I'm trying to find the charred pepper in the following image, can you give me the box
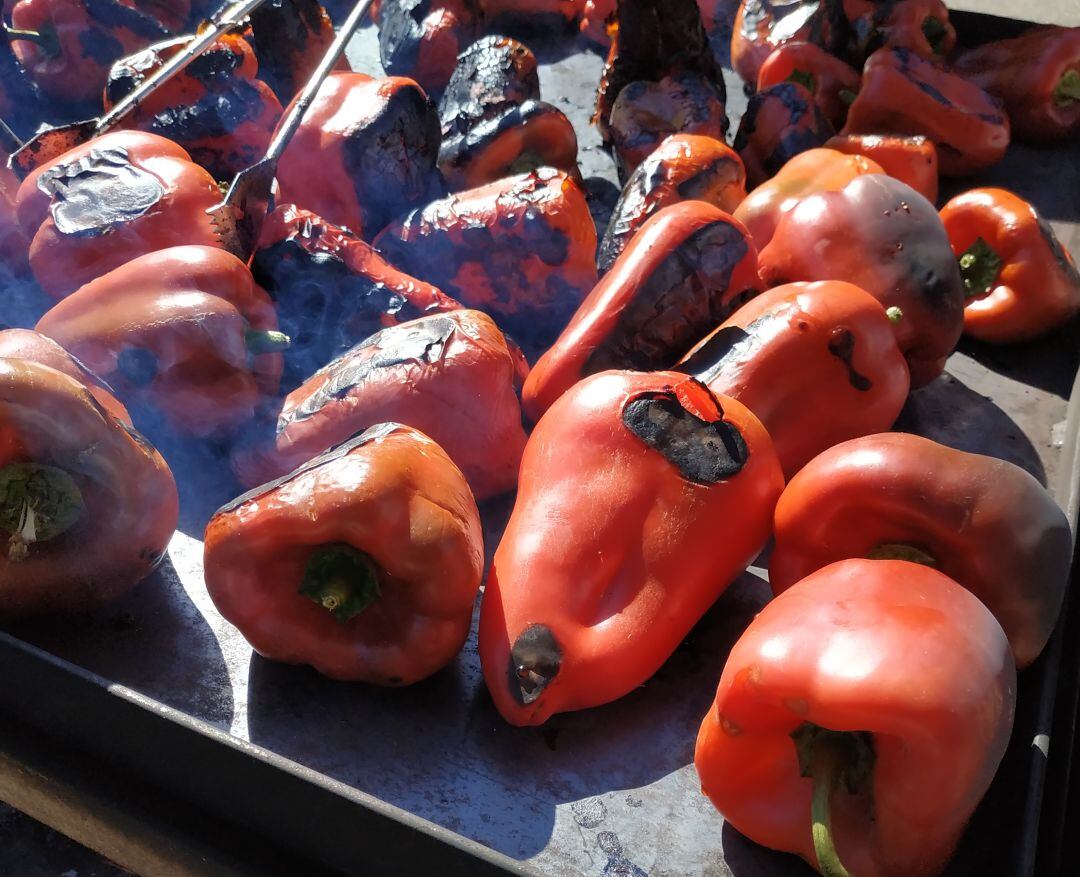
[248,0,339,103]
[377,0,479,99]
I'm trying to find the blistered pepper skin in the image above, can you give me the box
[0,358,178,618]
[759,174,964,388]
[480,370,784,726]
[204,423,484,685]
[824,133,938,204]
[940,188,1080,344]
[15,131,223,300]
[696,558,1015,877]
[678,281,910,478]
[770,433,1072,668]
[524,201,762,422]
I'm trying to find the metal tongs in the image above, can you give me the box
[7,0,273,178]
[208,0,372,262]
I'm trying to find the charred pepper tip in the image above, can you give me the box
[0,463,85,562]
[958,237,1003,299]
[509,623,561,706]
[299,543,380,623]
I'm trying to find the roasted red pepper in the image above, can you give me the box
[523,201,762,421]
[0,357,178,617]
[275,73,444,240]
[377,0,479,98]
[251,203,461,390]
[732,146,882,252]
[770,433,1072,668]
[104,32,284,181]
[953,25,1080,144]
[696,557,1015,877]
[248,0,339,103]
[35,246,285,437]
[204,422,484,684]
[374,168,598,356]
[759,173,965,387]
[730,0,824,86]
[839,0,956,61]
[480,370,784,725]
[597,133,746,274]
[678,281,910,478]
[733,82,835,188]
[940,188,1080,344]
[842,47,1010,176]
[8,0,174,104]
[0,26,44,136]
[824,132,938,204]
[757,41,860,130]
[15,130,223,300]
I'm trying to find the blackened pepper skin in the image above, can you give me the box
[248,0,339,103]
[378,0,479,99]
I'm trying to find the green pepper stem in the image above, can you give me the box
[810,745,853,877]
[8,501,36,562]
[787,69,816,93]
[298,544,380,623]
[921,16,948,54]
[838,89,858,106]
[3,25,58,56]
[245,328,291,355]
[958,237,1003,300]
[0,463,84,562]
[885,306,903,324]
[1053,70,1080,108]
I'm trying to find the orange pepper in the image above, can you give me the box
[757,41,861,130]
[824,132,938,204]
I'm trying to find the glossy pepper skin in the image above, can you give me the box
[696,558,1015,877]
[730,0,824,86]
[940,188,1080,344]
[15,131,223,300]
[480,370,784,726]
[0,358,178,618]
[248,0,339,103]
[36,246,284,437]
[757,41,860,130]
[824,133,937,204]
[374,168,598,357]
[250,310,527,501]
[732,146,882,253]
[275,73,444,240]
[251,204,461,390]
[9,0,173,104]
[0,329,130,424]
[104,33,284,181]
[523,201,762,422]
[204,422,484,685]
[597,133,746,274]
[678,281,909,478]
[770,433,1072,668]
[759,174,965,388]
[378,0,479,99]
[953,26,1080,144]
[842,47,1010,176]
[733,82,835,188]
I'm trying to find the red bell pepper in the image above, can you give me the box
[757,41,861,130]
[248,0,340,103]
[377,0,479,98]
[730,0,825,86]
[824,133,938,204]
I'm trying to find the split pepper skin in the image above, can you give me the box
[0,358,178,618]
[377,0,479,99]
[597,133,746,275]
[204,422,485,685]
[15,130,223,300]
[36,246,285,438]
[759,173,965,388]
[696,558,1015,877]
[523,201,762,422]
[480,370,784,726]
[941,188,1080,344]
[825,133,938,205]
[678,281,910,479]
[756,41,861,131]
[769,433,1073,669]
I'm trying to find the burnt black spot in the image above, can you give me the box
[827,327,873,390]
[438,35,539,141]
[187,42,246,83]
[116,347,158,387]
[79,28,125,67]
[623,390,748,484]
[84,0,171,39]
[249,0,333,101]
[1037,215,1080,288]
[680,323,754,385]
[508,623,561,706]
[149,78,264,141]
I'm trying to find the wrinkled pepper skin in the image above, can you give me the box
[733,146,882,252]
[696,558,1015,877]
[678,281,909,478]
[9,0,173,104]
[104,33,284,181]
[842,47,1010,176]
[0,358,178,618]
[204,422,484,685]
[523,202,762,421]
[0,329,130,424]
[251,204,461,390]
[770,433,1072,668]
[374,168,598,356]
[953,26,1080,144]
[251,310,527,501]
[824,132,937,204]
[275,73,444,240]
[36,246,284,437]
[733,82,835,188]
[378,0,479,99]
[940,188,1080,344]
[480,370,784,726]
[730,0,824,86]
[598,133,746,274]
[757,41,860,130]
[15,131,223,300]
[248,0,339,103]
[759,174,964,388]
